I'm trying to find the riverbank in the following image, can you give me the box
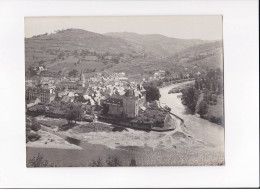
[166,80,224,126]
[33,112,193,151]
[27,111,225,167]
[26,129,82,150]
[168,81,195,94]
[159,84,224,148]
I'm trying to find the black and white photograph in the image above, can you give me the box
[25,16,225,167]
[0,0,259,188]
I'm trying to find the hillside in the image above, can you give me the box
[25,29,142,73]
[170,40,224,71]
[105,32,206,58]
[106,32,223,70]
[25,28,223,78]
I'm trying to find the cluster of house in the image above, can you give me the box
[149,70,166,80]
[26,71,147,119]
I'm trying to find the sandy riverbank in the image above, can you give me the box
[26,116,224,166]
[26,130,82,150]
[58,114,208,150]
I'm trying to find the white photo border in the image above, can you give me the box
[0,0,258,188]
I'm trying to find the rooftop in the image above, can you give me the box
[26,87,51,94]
[103,97,123,106]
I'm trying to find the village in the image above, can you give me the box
[25,65,180,135]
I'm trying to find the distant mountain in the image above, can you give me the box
[168,40,223,70]
[105,32,207,57]
[105,32,223,71]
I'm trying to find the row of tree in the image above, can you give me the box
[27,154,137,167]
[143,84,161,102]
[181,85,212,117]
[181,68,224,124]
[194,68,223,94]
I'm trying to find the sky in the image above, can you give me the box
[25,16,223,40]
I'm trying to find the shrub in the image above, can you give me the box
[129,158,137,166]
[68,69,78,77]
[207,115,224,126]
[106,156,122,167]
[30,118,41,132]
[27,153,56,167]
[26,127,31,143]
[89,157,104,167]
[27,131,41,142]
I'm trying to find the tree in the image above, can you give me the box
[129,158,137,166]
[111,56,120,64]
[58,51,65,59]
[68,69,78,77]
[217,80,223,95]
[197,101,208,118]
[30,118,41,132]
[179,72,184,79]
[143,85,161,102]
[181,87,199,114]
[157,80,163,87]
[195,80,199,90]
[106,156,122,167]
[165,70,171,76]
[66,107,82,124]
[38,60,44,65]
[26,66,37,78]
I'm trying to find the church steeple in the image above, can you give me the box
[80,70,85,87]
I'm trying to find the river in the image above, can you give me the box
[159,81,224,148]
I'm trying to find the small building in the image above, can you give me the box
[38,66,45,71]
[104,55,113,60]
[84,56,98,61]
